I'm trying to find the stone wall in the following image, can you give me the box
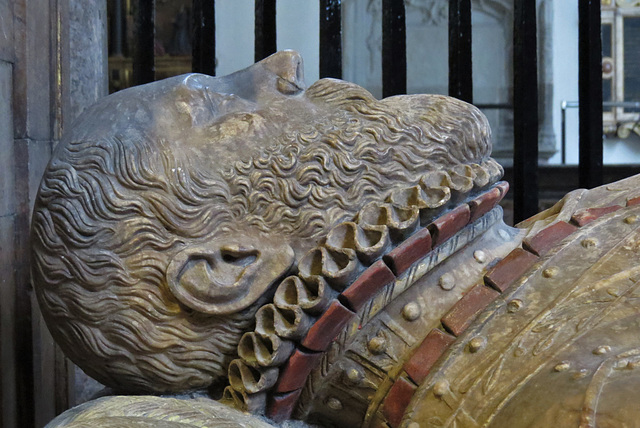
[0,0,108,425]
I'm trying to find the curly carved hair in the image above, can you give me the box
[31,77,494,393]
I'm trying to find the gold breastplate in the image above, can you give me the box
[296,190,640,428]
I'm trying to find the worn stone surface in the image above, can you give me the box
[627,195,640,207]
[295,209,520,426]
[522,221,578,256]
[0,60,13,217]
[0,215,16,428]
[13,0,51,140]
[69,0,107,121]
[32,50,498,397]
[570,205,622,227]
[28,51,640,428]
[496,180,509,196]
[0,0,13,63]
[14,138,52,214]
[406,203,640,428]
[47,395,275,427]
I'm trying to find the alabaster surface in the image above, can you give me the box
[35,52,640,428]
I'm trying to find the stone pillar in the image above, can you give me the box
[538,0,557,160]
[68,0,109,406]
[69,0,108,121]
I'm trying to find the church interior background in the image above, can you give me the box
[1,0,639,426]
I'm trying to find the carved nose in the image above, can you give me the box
[260,50,305,92]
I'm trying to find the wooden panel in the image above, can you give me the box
[0,217,16,428]
[0,226,17,427]
[14,138,56,427]
[12,0,52,141]
[13,138,35,428]
[27,140,53,213]
[0,58,16,428]
[2,0,75,424]
[32,300,57,427]
[0,0,14,62]
[0,60,13,217]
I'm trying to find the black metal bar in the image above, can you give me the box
[448,0,472,103]
[382,0,406,97]
[192,0,216,75]
[561,101,567,164]
[113,0,124,56]
[319,0,342,78]
[255,0,276,62]
[132,0,155,85]
[513,0,538,223]
[578,0,603,188]
[475,103,512,109]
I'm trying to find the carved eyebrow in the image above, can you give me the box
[202,85,218,115]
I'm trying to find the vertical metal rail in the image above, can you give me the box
[192,0,216,75]
[255,0,277,62]
[561,100,568,164]
[513,0,538,223]
[319,0,342,78]
[448,0,472,103]
[113,0,124,56]
[133,0,155,85]
[382,0,406,97]
[578,0,603,188]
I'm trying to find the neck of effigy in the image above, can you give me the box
[220,175,520,418]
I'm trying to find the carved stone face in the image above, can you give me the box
[32,51,494,393]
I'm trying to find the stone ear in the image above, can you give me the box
[166,235,295,316]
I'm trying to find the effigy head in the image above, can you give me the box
[31,51,497,394]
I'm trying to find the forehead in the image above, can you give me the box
[150,74,328,173]
[66,76,331,178]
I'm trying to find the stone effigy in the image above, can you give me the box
[32,51,640,427]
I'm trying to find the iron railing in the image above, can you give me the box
[122,0,604,223]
